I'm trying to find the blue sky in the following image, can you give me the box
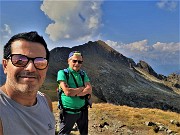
[0,0,179,76]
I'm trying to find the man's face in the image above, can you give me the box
[2,40,48,94]
[68,54,83,71]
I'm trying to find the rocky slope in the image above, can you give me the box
[136,61,180,94]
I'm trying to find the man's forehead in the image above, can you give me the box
[71,55,83,59]
[11,40,46,57]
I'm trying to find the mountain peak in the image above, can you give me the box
[96,40,117,52]
[86,40,121,55]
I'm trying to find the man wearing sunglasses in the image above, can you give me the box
[57,51,92,135]
[0,31,55,135]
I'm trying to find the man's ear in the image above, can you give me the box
[68,59,70,64]
[2,59,8,75]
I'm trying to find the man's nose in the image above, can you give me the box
[24,60,36,71]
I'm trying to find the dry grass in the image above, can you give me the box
[52,102,180,135]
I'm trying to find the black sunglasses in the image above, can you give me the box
[7,54,48,70]
[71,59,83,64]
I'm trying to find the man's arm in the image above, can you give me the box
[0,119,3,135]
[76,82,92,97]
[59,81,84,96]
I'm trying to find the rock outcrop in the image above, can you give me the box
[137,60,159,78]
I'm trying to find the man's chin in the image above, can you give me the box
[73,67,80,71]
[17,84,39,93]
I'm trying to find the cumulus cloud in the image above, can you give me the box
[0,24,12,60]
[121,40,151,52]
[1,24,12,39]
[40,0,103,42]
[156,0,178,11]
[105,40,180,66]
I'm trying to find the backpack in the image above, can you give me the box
[57,68,92,112]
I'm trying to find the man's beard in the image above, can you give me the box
[8,77,40,96]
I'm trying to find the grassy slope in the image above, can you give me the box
[53,102,180,135]
[43,65,180,134]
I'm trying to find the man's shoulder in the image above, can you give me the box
[58,69,66,74]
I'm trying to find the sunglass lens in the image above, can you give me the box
[72,60,77,63]
[34,58,48,70]
[11,55,28,67]
[72,60,83,64]
[78,61,83,64]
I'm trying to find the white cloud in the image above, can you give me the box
[40,0,103,42]
[153,42,179,52]
[105,40,180,66]
[106,40,119,47]
[0,24,12,62]
[1,24,12,39]
[156,0,178,11]
[122,40,150,52]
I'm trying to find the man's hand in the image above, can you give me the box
[76,82,92,97]
[59,81,84,96]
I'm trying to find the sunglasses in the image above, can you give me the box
[7,54,48,70]
[71,59,83,64]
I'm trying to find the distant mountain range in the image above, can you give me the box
[45,40,180,113]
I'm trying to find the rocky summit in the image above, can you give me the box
[46,40,180,113]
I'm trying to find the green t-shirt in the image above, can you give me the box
[57,67,90,113]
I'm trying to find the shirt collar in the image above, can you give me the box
[68,67,80,73]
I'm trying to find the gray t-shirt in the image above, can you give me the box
[0,90,55,135]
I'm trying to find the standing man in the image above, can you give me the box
[0,31,55,135]
[57,51,92,135]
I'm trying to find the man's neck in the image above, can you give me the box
[1,85,37,107]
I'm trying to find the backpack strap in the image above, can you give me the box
[63,68,84,85]
[78,70,92,108]
[57,89,63,110]
[79,70,85,86]
[68,69,85,87]
[70,72,79,88]
[63,68,69,82]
